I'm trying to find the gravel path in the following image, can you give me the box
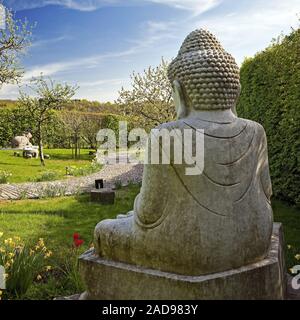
[0,163,143,200]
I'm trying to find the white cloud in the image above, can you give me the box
[0,42,147,100]
[79,78,125,87]
[149,0,221,15]
[31,35,70,48]
[0,83,20,99]
[21,45,140,80]
[1,0,300,102]
[4,0,221,13]
[192,0,300,64]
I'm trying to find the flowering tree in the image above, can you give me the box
[116,58,175,129]
[0,7,34,87]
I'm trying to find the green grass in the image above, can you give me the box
[0,185,140,299]
[0,189,298,299]
[0,149,95,183]
[272,199,300,270]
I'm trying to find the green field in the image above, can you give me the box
[0,149,95,183]
[0,188,298,299]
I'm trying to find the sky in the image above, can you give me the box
[0,0,300,102]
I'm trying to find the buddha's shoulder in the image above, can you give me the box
[154,118,267,137]
[154,119,190,131]
[238,118,267,135]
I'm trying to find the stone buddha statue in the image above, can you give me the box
[93,29,273,276]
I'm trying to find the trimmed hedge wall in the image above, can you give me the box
[237,29,300,206]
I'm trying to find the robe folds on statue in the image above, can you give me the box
[94,116,273,276]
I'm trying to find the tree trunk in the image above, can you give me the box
[38,124,45,166]
[74,135,78,159]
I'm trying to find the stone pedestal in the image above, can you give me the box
[90,188,115,205]
[79,223,286,300]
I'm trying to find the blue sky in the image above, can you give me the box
[0,0,300,102]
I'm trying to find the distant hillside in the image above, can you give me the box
[0,99,122,115]
[0,100,18,109]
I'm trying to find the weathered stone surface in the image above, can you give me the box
[11,132,32,149]
[79,223,286,300]
[91,188,115,205]
[80,29,285,299]
[23,149,38,159]
[93,29,274,276]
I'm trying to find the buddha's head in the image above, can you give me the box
[168,29,241,118]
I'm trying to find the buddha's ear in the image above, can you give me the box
[172,80,187,120]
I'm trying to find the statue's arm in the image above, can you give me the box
[133,133,170,226]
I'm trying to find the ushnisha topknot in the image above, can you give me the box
[168,29,241,111]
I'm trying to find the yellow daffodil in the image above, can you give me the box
[287,245,292,249]
[44,251,52,258]
[45,266,52,271]
[295,254,300,261]
[36,275,42,281]
[0,232,3,238]
[4,238,15,247]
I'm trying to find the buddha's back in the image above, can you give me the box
[133,115,272,275]
[94,29,274,276]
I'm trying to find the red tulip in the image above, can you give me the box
[74,239,84,248]
[73,233,79,240]
[73,233,84,248]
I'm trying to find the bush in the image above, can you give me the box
[0,171,12,184]
[67,160,102,177]
[237,28,300,206]
[39,185,67,199]
[35,171,59,182]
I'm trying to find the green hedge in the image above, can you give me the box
[237,29,300,206]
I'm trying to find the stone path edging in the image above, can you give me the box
[0,163,143,200]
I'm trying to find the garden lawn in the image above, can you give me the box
[0,189,298,299]
[0,185,140,299]
[0,149,94,183]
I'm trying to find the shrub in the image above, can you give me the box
[0,235,52,299]
[39,185,67,199]
[35,171,59,182]
[67,160,102,177]
[0,171,12,184]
